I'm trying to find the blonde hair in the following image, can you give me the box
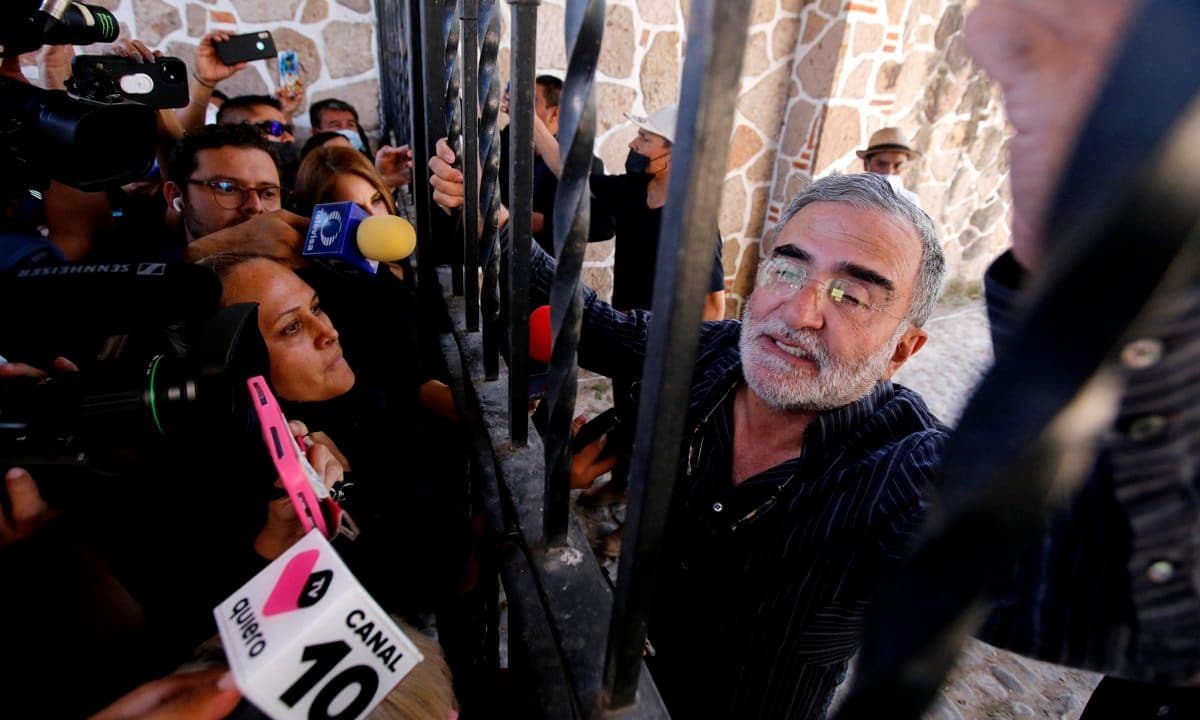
[294,145,397,217]
[368,619,458,720]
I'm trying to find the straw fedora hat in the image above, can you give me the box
[855,127,920,158]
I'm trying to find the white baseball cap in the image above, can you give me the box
[624,105,678,144]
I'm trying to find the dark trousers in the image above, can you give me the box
[1080,676,1200,719]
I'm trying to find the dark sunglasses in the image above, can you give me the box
[254,120,294,137]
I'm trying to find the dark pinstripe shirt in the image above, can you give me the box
[524,238,949,717]
[980,251,1200,685]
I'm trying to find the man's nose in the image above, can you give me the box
[780,282,826,331]
[242,190,266,214]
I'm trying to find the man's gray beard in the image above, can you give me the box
[738,299,906,413]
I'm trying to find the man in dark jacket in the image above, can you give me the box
[431,148,949,716]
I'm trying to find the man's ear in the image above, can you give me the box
[163,181,184,214]
[881,326,928,381]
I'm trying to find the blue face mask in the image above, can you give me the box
[337,128,366,152]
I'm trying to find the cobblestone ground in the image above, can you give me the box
[570,296,1102,718]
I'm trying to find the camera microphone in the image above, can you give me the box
[38,2,119,46]
[301,202,417,275]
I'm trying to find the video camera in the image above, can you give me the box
[0,263,270,506]
[0,1,187,191]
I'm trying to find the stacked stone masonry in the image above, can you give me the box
[26,0,1010,312]
[494,0,1011,314]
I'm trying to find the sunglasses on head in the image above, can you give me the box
[254,120,294,137]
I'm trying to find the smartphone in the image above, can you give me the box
[571,407,623,455]
[69,55,190,108]
[215,31,278,66]
[277,50,302,97]
[246,375,334,539]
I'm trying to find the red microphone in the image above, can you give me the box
[529,305,552,364]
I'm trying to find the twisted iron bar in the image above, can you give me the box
[460,0,480,331]
[442,0,466,296]
[477,0,503,380]
[543,0,605,546]
[506,0,540,445]
[442,0,463,161]
[602,0,755,707]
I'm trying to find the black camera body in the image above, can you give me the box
[0,264,270,505]
[68,55,190,109]
[0,4,187,190]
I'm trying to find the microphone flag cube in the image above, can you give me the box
[214,531,423,720]
[303,202,378,275]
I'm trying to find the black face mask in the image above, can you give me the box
[625,148,668,175]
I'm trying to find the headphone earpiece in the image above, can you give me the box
[172,197,184,212]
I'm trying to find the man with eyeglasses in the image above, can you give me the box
[163,123,285,244]
[431,138,948,716]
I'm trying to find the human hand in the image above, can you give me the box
[0,56,29,84]
[183,210,310,267]
[963,0,1136,271]
[36,44,75,90]
[254,421,344,560]
[429,137,510,232]
[570,415,620,490]
[0,468,57,547]
[275,84,305,122]
[103,38,159,63]
[89,668,240,720]
[0,355,79,380]
[0,356,79,546]
[429,137,465,212]
[194,31,247,86]
[375,144,414,188]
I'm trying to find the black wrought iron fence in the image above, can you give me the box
[377,0,755,713]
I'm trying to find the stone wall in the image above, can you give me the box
[749,0,1012,308]
[72,0,383,135]
[498,0,1012,314]
[26,0,1009,310]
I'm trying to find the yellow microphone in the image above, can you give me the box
[303,202,417,274]
[356,214,417,263]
